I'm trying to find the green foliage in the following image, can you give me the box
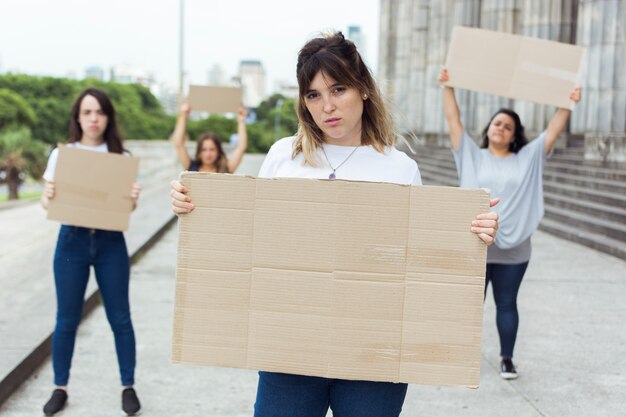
[187,114,236,142]
[0,74,174,144]
[0,127,48,199]
[0,89,37,131]
[247,94,299,153]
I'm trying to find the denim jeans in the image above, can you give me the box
[52,225,136,386]
[485,262,529,358]
[254,372,408,417]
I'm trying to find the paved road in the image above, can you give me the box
[1,150,624,416]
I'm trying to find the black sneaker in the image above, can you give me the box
[122,387,141,416]
[500,358,518,380]
[43,389,68,416]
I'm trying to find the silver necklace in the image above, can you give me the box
[321,145,360,180]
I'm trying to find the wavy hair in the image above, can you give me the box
[293,32,394,165]
[480,108,528,153]
[194,133,229,173]
[68,88,125,154]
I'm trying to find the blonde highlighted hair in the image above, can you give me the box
[293,32,395,165]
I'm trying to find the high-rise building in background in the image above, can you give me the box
[347,25,366,59]
[84,66,104,81]
[378,0,625,155]
[110,64,155,89]
[239,60,266,108]
[207,64,225,86]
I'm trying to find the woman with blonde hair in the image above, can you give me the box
[171,32,500,417]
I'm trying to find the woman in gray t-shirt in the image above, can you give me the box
[438,67,581,380]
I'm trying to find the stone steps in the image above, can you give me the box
[404,143,626,260]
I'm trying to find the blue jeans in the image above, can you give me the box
[485,262,529,359]
[52,225,136,386]
[254,372,408,417]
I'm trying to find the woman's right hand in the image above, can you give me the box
[438,67,450,84]
[171,180,194,215]
[43,180,55,199]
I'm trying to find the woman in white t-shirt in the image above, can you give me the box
[170,33,499,417]
[438,67,581,380]
[40,88,142,416]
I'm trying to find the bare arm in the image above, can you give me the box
[544,86,582,155]
[227,106,248,173]
[171,103,192,169]
[438,67,464,150]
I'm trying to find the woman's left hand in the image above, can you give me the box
[569,85,582,103]
[237,106,247,124]
[130,181,141,209]
[471,198,500,245]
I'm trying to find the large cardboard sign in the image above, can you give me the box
[444,26,585,109]
[172,173,490,388]
[47,146,139,231]
[188,85,242,113]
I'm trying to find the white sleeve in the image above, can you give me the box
[42,148,59,181]
[257,143,281,178]
[411,162,422,186]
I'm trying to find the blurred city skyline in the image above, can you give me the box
[0,0,380,96]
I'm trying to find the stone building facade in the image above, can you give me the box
[378,0,625,161]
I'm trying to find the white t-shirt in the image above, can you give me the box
[258,136,422,186]
[43,142,115,181]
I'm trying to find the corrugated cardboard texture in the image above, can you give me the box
[47,146,139,231]
[172,173,489,387]
[188,85,242,113]
[444,26,585,109]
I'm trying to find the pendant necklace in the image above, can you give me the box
[321,144,360,180]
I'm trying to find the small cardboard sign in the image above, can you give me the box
[188,85,242,113]
[444,26,585,109]
[172,173,490,388]
[47,146,139,231]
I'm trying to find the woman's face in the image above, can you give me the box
[303,71,364,146]
[78,95,108,141]
[487,113,516,149]
[200,139,219,165]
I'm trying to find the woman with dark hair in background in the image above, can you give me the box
[438,67,581,380]
[171,102,248,173]
[40,88,142,416]
[170,33,500,416]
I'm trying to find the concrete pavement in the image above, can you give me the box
[1,149,624,416]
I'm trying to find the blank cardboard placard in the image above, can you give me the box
[172,173,489,387]
[444,26,585,109]
[47,146,139,231]
[188,85,242,113]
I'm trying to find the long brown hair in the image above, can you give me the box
[481,108,528,153]
[194,133,229,173]
[68,88,125,154]
[293,32,394,165]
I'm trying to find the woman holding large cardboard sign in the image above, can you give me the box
[40,88,142,416]
[438,67,581,380]
[171,102,248,173]
[170,32,500,417]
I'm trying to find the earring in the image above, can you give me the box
[362,94,368,100]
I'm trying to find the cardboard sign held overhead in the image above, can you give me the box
[172,173,490,388]
[47,146,139,231]
[444,26,585,109]
[188,85,242,113]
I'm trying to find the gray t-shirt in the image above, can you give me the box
[453,131,549,264]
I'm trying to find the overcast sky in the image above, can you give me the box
[0,0,380,92]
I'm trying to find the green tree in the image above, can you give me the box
[0,127,48,200]
[0,88,37,130]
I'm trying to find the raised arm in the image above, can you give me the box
[171,102,192,169]
[227,106,248,173]
[544,86,581,155]
[438,67,464,150]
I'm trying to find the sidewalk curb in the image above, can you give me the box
[0,215,177,406]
